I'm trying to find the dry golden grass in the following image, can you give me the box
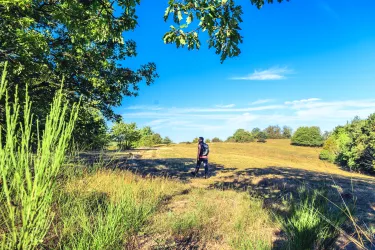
[62,140,375,249]
[65,169,186,202]
[156,140,375,180]
[138,140,375,230]
[145,188,275,249]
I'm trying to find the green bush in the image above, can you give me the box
[291,126,324,147]
[257,131,267,143]
[212,137,222,142]
[320,116,375,174]
[319,150,335,162]
[163,136,173,145]
[232,129,254,143]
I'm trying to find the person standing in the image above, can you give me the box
[193,137,209,178]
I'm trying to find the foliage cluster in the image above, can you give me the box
[0,0,158,150]
[320,115,375,173]
[111,121,170,150]
[291,126,324,147]
[224,125,293,143]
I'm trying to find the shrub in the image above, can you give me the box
[212,137,222,142]
[232,129,254,143]
[282,126,293,139]
[320,116,375,174]
[319,136,339,162]
[163,136,172,145]
[264,125,283,139]
[205,139,211,143]
[291,126,324,147]
[226,136,236,142]
[257,131,267,143]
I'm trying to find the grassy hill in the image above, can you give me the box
[60,140,375,249]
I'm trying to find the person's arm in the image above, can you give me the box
[197,144,201,160]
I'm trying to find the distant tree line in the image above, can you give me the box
[225,125,293,143]
[111,121,172,150]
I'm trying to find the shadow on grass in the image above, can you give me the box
[76,150,236,183]
[209,166,375,248]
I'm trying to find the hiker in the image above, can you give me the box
[193,137,210,178]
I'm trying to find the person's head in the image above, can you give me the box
[199,137,204,143]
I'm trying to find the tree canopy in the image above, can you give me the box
[291,126,324,147]
[163,0,288,62]
[0,0,288,148]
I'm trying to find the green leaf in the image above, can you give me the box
[177,11,183,22]
[187,13,193,25]
[164,6,171,21]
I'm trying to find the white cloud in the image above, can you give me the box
[121,98,375,142]
[250,99,274,105]
[231,67,293,81]
[285,98,321,105]
[215,104,236,108]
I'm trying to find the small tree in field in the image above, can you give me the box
[163,136,172,145]
[264,125,282,139]
[233,129,254,142]
[192,137,199,143]
[206,139,211,143]
[212,137,222,142]
[111,121,141,150]
[252,128,261,138]
[291,126,324,147]
[257,131,268,143]
[282,126,293,139]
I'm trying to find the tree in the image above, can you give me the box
[232,129,254,142]
[163,136,173,145]
[252,128,261,138]
[140,126,154,137]
[111,121,141,150]
[70,107,111,150]
[282,126,293,139]
[151,133,163,145]
[212,137,222,143]
[291,126,324,147]
[192,137,199,143]
[264,125,282,139]
[322,131,331,140]
[257,131,267,143]
[163,0,288,62]
[205,139,211,143]
[320,115,375,173]
[0,0,157,147]
[226,136,236,142]
[1,0,288,147]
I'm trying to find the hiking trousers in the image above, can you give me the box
[196,158,208,176]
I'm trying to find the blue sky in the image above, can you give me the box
[113,1,375,142]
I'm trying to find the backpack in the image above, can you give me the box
[201,143,209,156]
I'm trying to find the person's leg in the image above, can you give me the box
[204,159,209,178]
[194,159,202,176]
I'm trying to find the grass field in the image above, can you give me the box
[65,140,375,249]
